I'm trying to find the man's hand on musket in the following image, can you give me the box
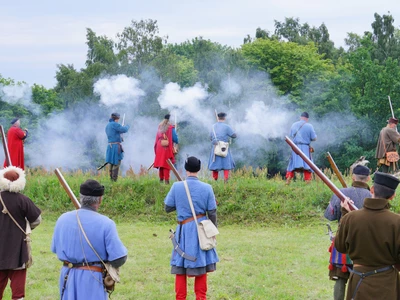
[340,197,354,212]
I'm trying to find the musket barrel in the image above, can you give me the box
[0,125,12,167]
[326,152,347,188]
[167,159,183,181]
[285,136,357,211]
[54,168,81,209]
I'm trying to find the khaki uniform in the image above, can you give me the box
[335,198,400,300]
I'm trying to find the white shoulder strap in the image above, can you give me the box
[183,180,198,224]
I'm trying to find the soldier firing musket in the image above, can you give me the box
[152,113,178,184]
[101,113,130,181]
[375,105,400,174]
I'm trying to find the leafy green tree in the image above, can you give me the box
[242,39,334,101]
[86,28,117,67]
[274,17,337,60]
[116,19,168,76]
[151,50,198,87]
[32,84,63,115]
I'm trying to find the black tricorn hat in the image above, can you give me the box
[10,118,19,124]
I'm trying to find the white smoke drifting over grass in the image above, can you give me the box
[23,69,368,175]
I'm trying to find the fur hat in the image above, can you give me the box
[374,172,400,190]
[80,179,105,196]
[111,113,120,120]
[185,156,201,172]
[0,166,26,193]
[353,165,370,176]
[10,118,19,125]
[301,112,309,118]
[217,112,227,118]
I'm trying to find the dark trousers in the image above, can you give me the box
[0,269,27,299]
[109,162,121,181]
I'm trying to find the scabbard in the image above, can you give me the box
[169,231,197,262]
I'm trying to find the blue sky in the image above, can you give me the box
[1,0,399,88]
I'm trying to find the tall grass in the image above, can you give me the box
[23,167,379,225]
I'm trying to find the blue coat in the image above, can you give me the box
[287,120,317,172]
[164,177,219,270]
[105,119,130,165]
[51,208,128,300]
[208,122,236,171]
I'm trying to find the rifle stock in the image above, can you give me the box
[285,136,357,211]
[0,125,12,167]
[326,152,347,188]
[54,168,81,209]
[167,159,183,181]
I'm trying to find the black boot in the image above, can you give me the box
[165,180,170,185]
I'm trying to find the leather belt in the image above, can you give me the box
[178,214,206,225]
[63,261,103,272]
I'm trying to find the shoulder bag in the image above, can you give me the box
[75,211,120,293]
[212,125,229,157]
[0,193,33,268]
[183,180,219,251]
[380,132,400,163]
[160,133,169,147]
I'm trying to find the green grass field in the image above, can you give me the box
[3,218,335,299]
[3,168,398,299]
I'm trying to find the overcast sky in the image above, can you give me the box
[1,0,399,88]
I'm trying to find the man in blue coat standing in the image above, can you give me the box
[208,112,237,182]
[165,156,219,299]
[286,112,317,184]
[105,113,130,181]
[51,179,128,300]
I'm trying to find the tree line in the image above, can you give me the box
[1,13,400,174]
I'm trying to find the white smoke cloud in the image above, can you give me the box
[157,82,212,127]
[93,74,145,107]
[0,83,41,114]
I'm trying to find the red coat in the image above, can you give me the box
[3,126,26,169]
[153,125,175,169]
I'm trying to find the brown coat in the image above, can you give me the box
[0,191,41,270]
[375,126,400,159]
[335,198,400,300]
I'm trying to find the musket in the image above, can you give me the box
[389,96,398,132]
[0,125,12,167]
[214,109,218,122]
[54,168,81,209]
[285,136,358,211]
[167,159,183,181]
[326,152,347,188]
